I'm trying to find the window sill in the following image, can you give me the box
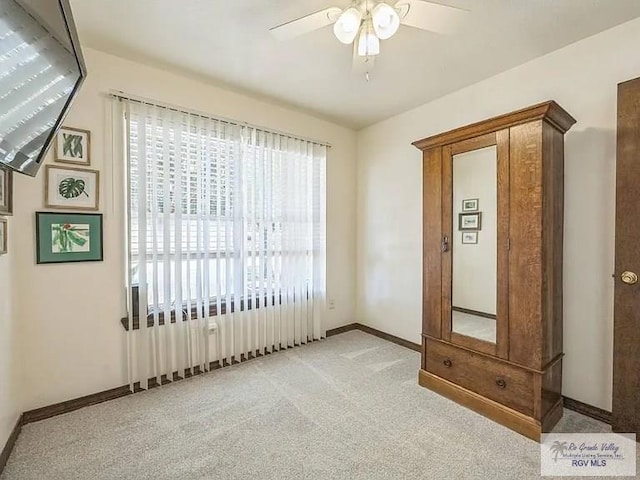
[120,295,279,331]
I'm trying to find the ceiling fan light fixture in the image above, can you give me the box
[371,2,401,40]
[357,21,380,57]
[333,7,362,44]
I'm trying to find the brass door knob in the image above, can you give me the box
[621,271,638,285]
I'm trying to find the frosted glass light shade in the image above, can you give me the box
[371,2,400,40]
[357,24,380,57]
[333,7,362,44]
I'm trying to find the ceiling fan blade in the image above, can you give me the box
[352,42,376,77]
[270,7,342,41]
[396,0,467,35]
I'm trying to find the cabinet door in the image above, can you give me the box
[508,120,552,369]
[441,130,510,359]
[423,148,443,338]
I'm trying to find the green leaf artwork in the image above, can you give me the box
[58,177,89,199]
[37,212,102,264]
[51,223,90,253]
[62,133,83,158]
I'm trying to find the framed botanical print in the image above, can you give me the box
[462,198,479,212]
[0,165,13,216]
[36,212,103,264]
[458,212,482,231]
[461,231,478,244]
[55,126,91,165]
[45,165,100,211]
[0,218,7,255]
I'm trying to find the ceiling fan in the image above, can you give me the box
[269,0,467,79]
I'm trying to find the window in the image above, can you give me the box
[125,101,326,323]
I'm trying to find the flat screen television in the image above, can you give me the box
[0,0,86,177]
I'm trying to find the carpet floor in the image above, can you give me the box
[0,330,631,480]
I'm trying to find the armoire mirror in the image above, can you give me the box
[451,145,498,344]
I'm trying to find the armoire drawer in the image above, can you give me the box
[424,339,534,417]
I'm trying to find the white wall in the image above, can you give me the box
[357,17,640,411]
[0,227,21,450]
[13,47,358,411]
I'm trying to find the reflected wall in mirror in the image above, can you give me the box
[451,145,497,344]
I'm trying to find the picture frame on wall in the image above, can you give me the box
[0,218,7,255]
[36,212,103,264]
[0,165,13,216]
[461,231,478,244]
[459,212,482,231]
[55,126,91,166]
[45,165,100,211]
[462,198,479,212]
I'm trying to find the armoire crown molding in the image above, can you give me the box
[412,101,577,151]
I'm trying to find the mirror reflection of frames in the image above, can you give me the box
[459,212,482,231]
[452,146,497,344]
[461,231,478,244]
[462,198,479,212]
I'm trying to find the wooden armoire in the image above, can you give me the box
[413,102,576,440]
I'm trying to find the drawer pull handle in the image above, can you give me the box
[495,378,507,389]
[443,358,452,368]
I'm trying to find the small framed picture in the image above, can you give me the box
[462,198,479,212]
[0,165,13,216]
[461,231,478,244]
[0,218,6,255]
[55,126,91,165]
[459,212,482,231]
[45,165,100,211]
[36,212,103,264]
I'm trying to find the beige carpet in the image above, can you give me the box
[0,330,624,480]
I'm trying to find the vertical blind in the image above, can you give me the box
[119,99,327,390]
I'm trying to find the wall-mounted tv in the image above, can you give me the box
[0,0,86,177]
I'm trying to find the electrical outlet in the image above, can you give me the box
[328,299,336,310]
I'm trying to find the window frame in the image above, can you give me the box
[123,113,317,331]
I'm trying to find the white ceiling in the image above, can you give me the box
[70,0,640,129]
